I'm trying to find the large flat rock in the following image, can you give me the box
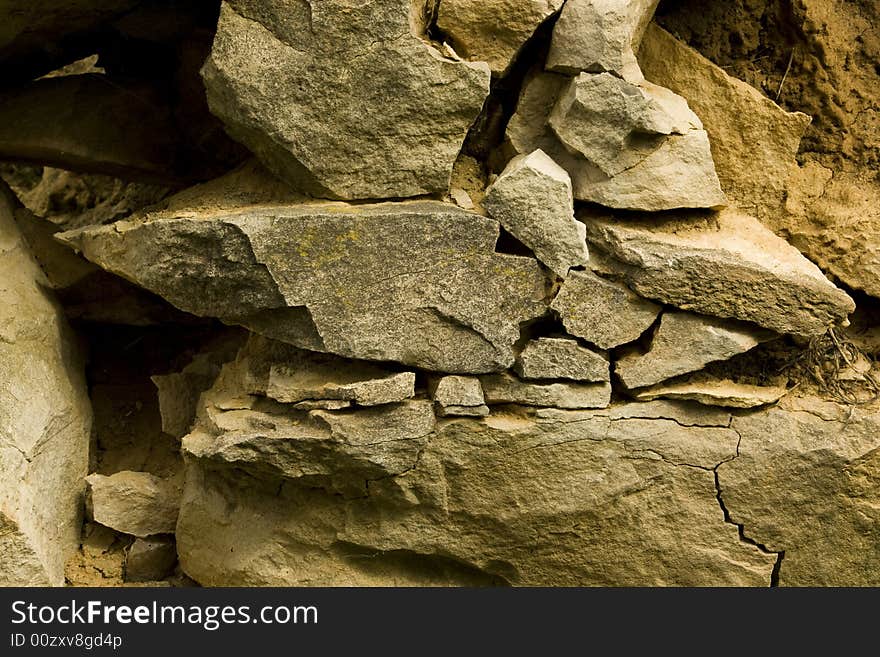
[177,395,775,585]
[59,200,548,373]
[581,208,855,336]
[202,0,489,200]
[0,183,91,585]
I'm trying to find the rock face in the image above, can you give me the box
[436,0,563,76]
[547,0,659,81]
[719,398,880,586]
[505,68,726,210]
[615,312,772,389]
[483,149,588,278]
[638,24,811,224]
[515,337,609,382]
[0,184,91,586]
[202,0,490,199]
[178,388,776,585]
[480,372,611,409]
[86,472,181,538]
[59,200,548,373]
[551,269,661,349]
[581,209,855,336]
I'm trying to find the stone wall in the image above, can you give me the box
[1,0,879,586]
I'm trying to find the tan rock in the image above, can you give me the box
[125,536,177,583]
[634,379,788,409]
[86,472,182,538]
[480,372,611,409]
[177,403,775,585]
[547,0,659,81]
[430,376,489,417]
[551,269,661,349]
[0,184,91,586]
[437,0,564,76]
[202,0,489,199]
[615,312,773,389]
[549,73,702,176]
[267,359,415,407]
[514,337,609,382]
[719,398,880,585]
[581,208,855,336]
[505,68,725,210]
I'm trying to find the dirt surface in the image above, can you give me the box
[656,0,880,297]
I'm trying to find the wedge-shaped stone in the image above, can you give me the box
[638,24,811,223]
[59,200,548,373]
[615,312,772,389]
[581,209,856,336]
[177,403,775,585]
[480,372,611,409]
[505,68,725,210]
[85,472,181,538]
[634,379,789,409]
[0,184,91,586]
[547,0,659,81]
[483,149,588,277]
[719,397,880,585]
[551,269,660,349]
[437,0,563,76]
[202,0,489,199]
[549,73,701,177]
[515,337,609,382]
[430,375,489,417]
[258,346,416,407]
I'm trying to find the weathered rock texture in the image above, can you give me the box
[483,149,588,278]
[59,200,548,373]
[202,0,490,199]
[506,67,726,210]
[0,184,91,585]
[3,0,879,590]
[581,209,855,336]
[178,378,776,585]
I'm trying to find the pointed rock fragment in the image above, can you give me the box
[483,149,588,277]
